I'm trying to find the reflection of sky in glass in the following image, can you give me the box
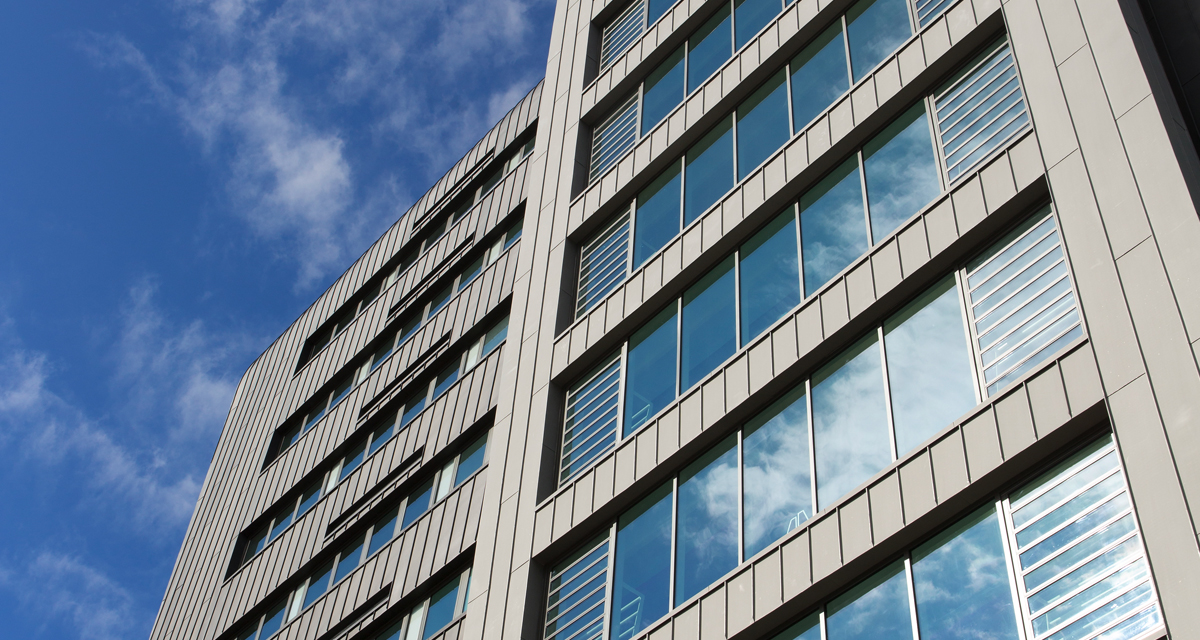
[884,277,975,453]
[685,119,735,225]
[625,306,678,436]
[423,576,461,639]
[682,258,736,390]
[800,158,867,297]
[813,333,889,509]
[740,210,801,344]
[864,105,940,243]
[826,561,914,640]
[636,163,683,268]
[912,507,1020,640]
[846,0,912,82]
[454,435,487,484]
[643,48,685,136]
[735,0,782,49]
[675,435,739,605]
[648,0,676,30]
[769,613,821,640]
[737,70,790,180]
[688,6,733,94]
[791,24,850,132]
[743,386,812,558]
[613,483,673,640]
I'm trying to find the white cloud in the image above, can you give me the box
[0,552,136,640]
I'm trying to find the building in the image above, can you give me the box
[150,1,1200,640]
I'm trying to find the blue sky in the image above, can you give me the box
[0,1,555,638]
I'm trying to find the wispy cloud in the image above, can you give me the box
[0,552,136,640]
[82,0,553,288]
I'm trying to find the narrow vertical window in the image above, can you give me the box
[863,103,940,243]
[642,48,686,136]
[684,118,735,225]
[578,212,631,316]
[812,333,889,509]
[883,276,976,453]
[674,435,739,605]
[333,535,365,583]
[736,70,790,180]
[624,306,678,436]
[742,387,812,559]
[845,0,912,82]
[302,561,334,610]
[681,257,736,390]
[739,209,801,344]
[403,479,435,528]
[687,5,733,94]
[790,23,850,132]
[368,509,399,556]
[612,483,673,640]
[423,576,461,639]
[825,561,914,640]
[634,164,682,268]
[454,434,488,484]
[590,93,640,184]
[800,158,867,297]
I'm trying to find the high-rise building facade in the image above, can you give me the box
[151,1,1200,640]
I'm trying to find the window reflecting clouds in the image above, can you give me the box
[864,105,941,243]
[742,387,811,558]
[613,484,673,640]
[826,561,914,640]
[800,159,868,297]
[675,435,739,605]
[739,210,801,345]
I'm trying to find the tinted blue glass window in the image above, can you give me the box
[826,561,914,640]
[334,535,364,583]
[770,614,821,640]
[684,118,734,225]
[790,24,849,131]
[401,394,426,428]
[424,577,461,639]
[743,387,812,558]
[403,479,434,528]
[846,0,912,82]
[885,277,975,453]
[454,435,487,485]
[368,419,395,456]
[635,163,682,267]
[643,48,685,136]
[624,306,678,436]
[681,257,736,390]
[368,509,398,556]
[864,104,940,242]
[688,5,733,93]
[739,209,801,344]
[612,483,673,640]
[483,316,509,354]
[433,364,459,398]
[340,441,366,481]
[298,483,320,517]
[303,562,333,609]
[427,285,452,318]
[912,507,1020,640]
[735,0,782,49]
[398,315,421,345]
[737,70,790,180]
[329,377,353,409]
[675,435,739,605]
[269,510,292,541]
[648,0,676,25]
[812,333,889,509]
[258,601,287,639]
[800,158,867,297]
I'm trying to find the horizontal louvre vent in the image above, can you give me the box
[936,41,1030,183]
[967,208,1082,396]
[577,212,630,317]
[545,535,611,640]
[600,0,646,71]
[561,352,622,483]
[590,93,639,184]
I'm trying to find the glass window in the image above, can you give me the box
[688,5,733,94]
[743,387,812,558]
[739,209,801,344]
[845,0,912,82]
[884,277,975,453]
[684,119,735,225]
[370,339,395,371]
[578,212,631,316]
[770,614,822,640]
[246,528,268,562]
[681,257,736,390]
[648,0,674,24]
[482,316,509,355]
[403,479,435,528]
[423,577,461,639]
[911,507,1020,640]
[635,163,683,268]
[297,482,320,517]
[340,441,367,482]
[503,218,523,250]
[400,394,426,428]
[800,158,867,297]
[591,92,640,183]
[612,483,673,640]
[304,404,326,431]
[561,353,623,483]
[427,285,452,319]
[269,510,293,542]
[458,255,484,291]
[791,24,850,132]
[303,561,334,609]
[369,418,396,456]
[736,70,790,180]
[433,363,459,398]
[863,104,940,243]
[258,601,287,639]
[546,536,610,640]
[812,333,889,509]
[735,0,782,49]
[675,435,739,605]
[643,47,685,136]
[279,423,302,452]
[369,508,399,556]
[624,306,678,436]
[329,376,353,409]
[397,314,421,345]
[826,561,914,640]
[334,536,364,583]
[454,435,488,485]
